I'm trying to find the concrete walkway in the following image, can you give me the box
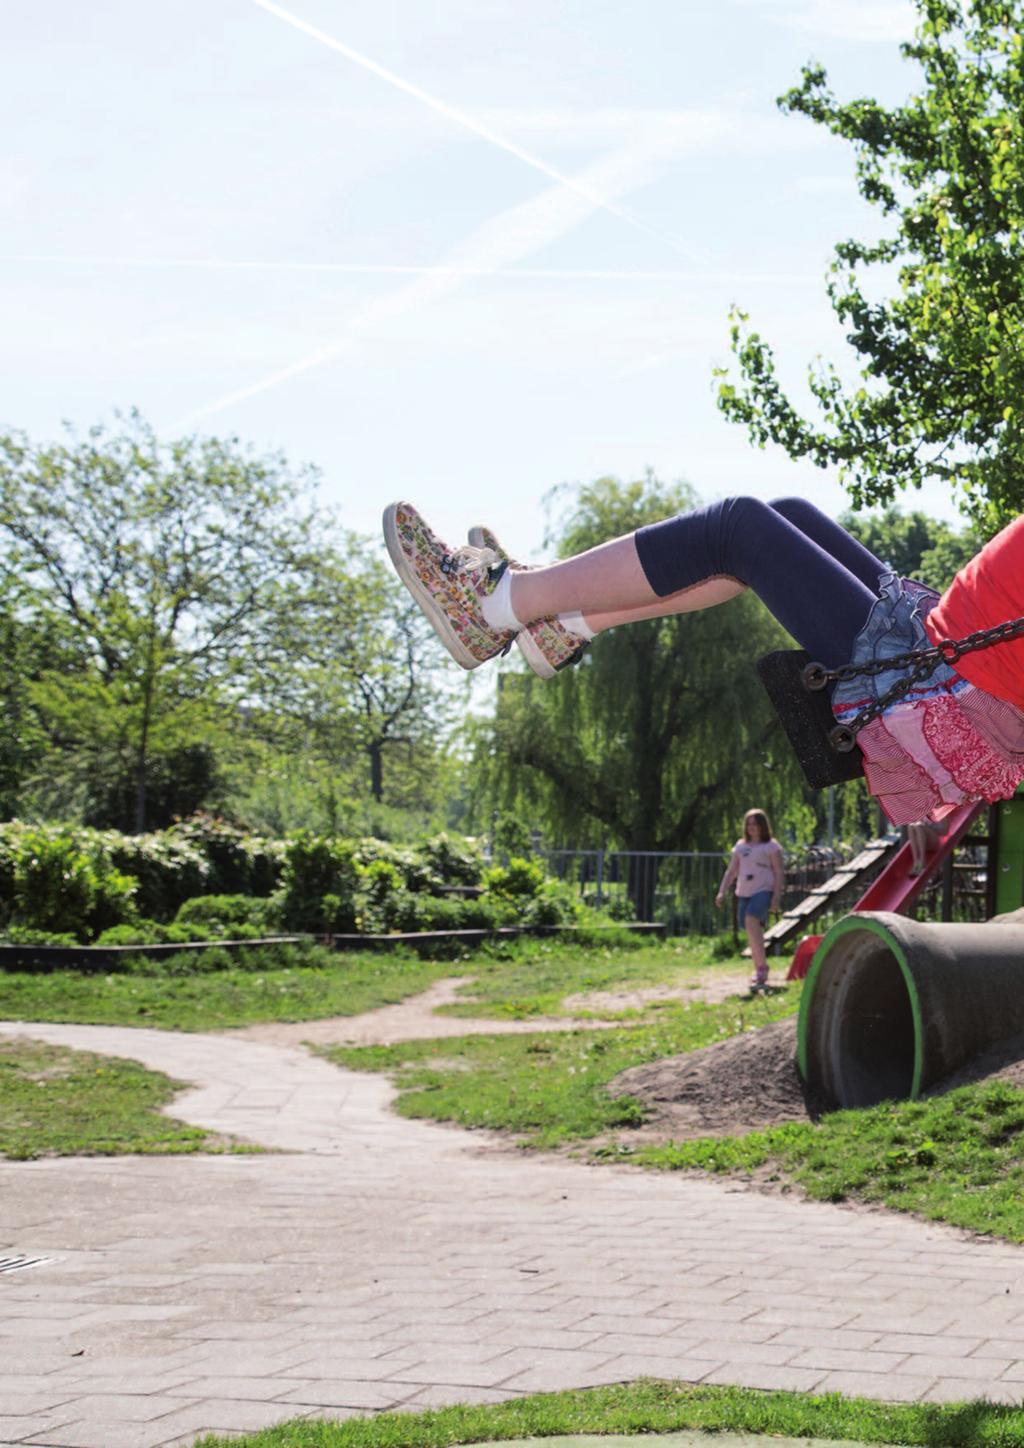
[3,1020,1024,1448]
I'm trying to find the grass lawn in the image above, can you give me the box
[0,947,454,1031]
[0,1037,242,1159]
[635,1078,1024,1242]
[440,935,746,1020]
[323,986,799,1148]
[191,1380,1024,1448]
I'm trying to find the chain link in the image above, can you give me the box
[800,615,1024,754]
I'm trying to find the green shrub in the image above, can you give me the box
[103,830,210,920]
[174,894,273,933]
[355,859,404,933]
[169,813,284,897]
[518,879,582,928]
[2,828,137,941]
[482,856,546,900]
[0,925,79,947]
[277,832,361,932]
[421,832,484,886]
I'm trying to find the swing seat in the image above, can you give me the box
[756,650,864,790]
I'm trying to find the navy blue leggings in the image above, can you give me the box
[635,496,885,669]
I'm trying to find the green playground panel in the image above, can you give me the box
[994,790,1024,915]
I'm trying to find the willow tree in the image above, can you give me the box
[718,0,1024,523]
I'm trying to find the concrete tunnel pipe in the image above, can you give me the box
[797,911,1024,1110]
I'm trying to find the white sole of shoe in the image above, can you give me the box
[382,503,480,670]
[514,627,557,679]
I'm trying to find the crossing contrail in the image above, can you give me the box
[0,254,814,285]
[248,0,695,259]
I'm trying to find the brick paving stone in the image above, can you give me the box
[7,1017,1024,1448]
[787,1347,906,1373]
[766,1326,883,1351]
[24,1422,186,1448]
[875,1332,983,1356]
[816,1371,933,1402]
[276,1379,422,1410]
[923,1378,1024,1404]
[896,1353,1014,1379]
[700,1362,829,1393]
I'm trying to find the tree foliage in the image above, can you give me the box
[717,0,1024,521]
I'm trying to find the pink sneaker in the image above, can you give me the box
[383,503,517,669]
[467,526,590,680]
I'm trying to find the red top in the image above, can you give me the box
[925,515,1024,709]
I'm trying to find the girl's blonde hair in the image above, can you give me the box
[743,808,772,842]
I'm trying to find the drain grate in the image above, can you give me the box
[0,1253,57,1275]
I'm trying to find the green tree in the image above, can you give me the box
[245,534,457,813]
[837,504,983,590]
[717,0,1024,521]
[0,415,322,831]
[470,474,817,902]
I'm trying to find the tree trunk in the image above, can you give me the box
[369,740,383,803]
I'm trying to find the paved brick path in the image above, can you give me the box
[3,1020,1024,1448]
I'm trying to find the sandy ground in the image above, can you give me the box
[222,968,759,1049]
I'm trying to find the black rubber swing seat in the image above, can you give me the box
[756,649,865,790]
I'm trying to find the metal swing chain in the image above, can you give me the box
[801,614,1024,754]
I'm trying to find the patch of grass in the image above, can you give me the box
[439,936,747,1020]
[0,1038,235,1159]
[0,949,451,1031]
[192,1378,1024,1447]
[323,986,797,1148]
[637,1079,1024,1242]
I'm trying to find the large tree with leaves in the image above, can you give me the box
[0,414,323,831]
[718,0,1024,522]
[248,534,456,811]
[470,475,819,896]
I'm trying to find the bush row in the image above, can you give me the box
[0,819,616,944]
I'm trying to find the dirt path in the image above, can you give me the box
[222,969,758,1048]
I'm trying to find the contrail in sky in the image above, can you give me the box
[0,254,814,285]
[172,138,689,428]
[248,0,692,258]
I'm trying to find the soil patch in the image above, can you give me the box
[609,1018,1024,1150]
[564,969,755,1014]
[610,1016,821,1141]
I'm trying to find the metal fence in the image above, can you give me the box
[541,845,854,936]
[542,834,991,938]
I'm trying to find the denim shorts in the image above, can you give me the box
[738,890,773,927]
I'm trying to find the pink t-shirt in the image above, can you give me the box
[727,839,784,898]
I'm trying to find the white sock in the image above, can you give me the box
[558,610,596,640]
[480,567,522,632]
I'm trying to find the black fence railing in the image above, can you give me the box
[542,831,993,938]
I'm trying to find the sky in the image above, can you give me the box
[3,0,959,560]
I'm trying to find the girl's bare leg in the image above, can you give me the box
[746,915,768,979]
[509,534,657,622]
[583,576,746,632]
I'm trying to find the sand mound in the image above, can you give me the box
[611,1016,1024,1144]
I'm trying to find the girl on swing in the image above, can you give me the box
[383,495,1024,828]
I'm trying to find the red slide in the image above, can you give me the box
[786,800,985,980]
[852,800,985,914]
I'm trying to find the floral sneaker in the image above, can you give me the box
[383,502,518,669]
[467,525,590,680]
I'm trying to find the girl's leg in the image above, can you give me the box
[767,496,886,590]
[579,497,882,632]
[510,496,877,668]
[745,914,768,981]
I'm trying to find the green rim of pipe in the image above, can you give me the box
[796,913,925,1100]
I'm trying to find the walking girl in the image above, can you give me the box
[715,809,785,991]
